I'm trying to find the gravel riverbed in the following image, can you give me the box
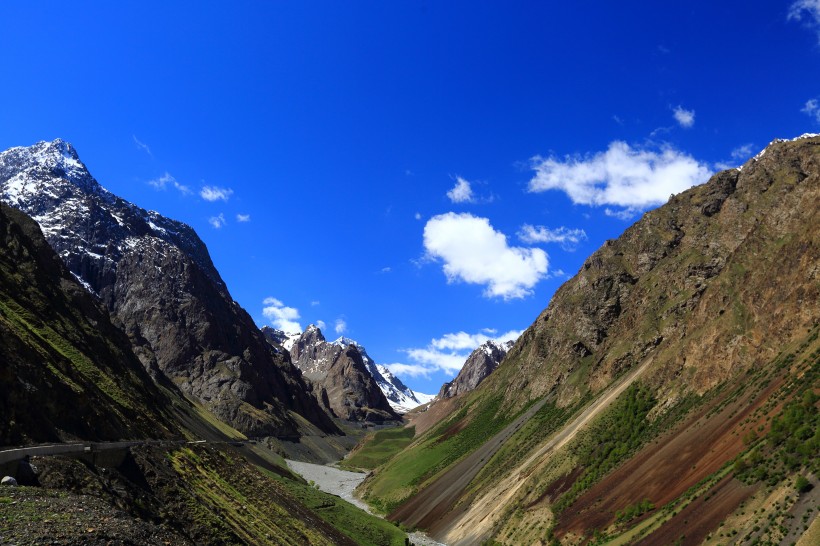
[285,459,445,546]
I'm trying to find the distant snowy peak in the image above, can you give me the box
[376,364,436,413]
[439,339,513,399]
[260,327,301,352]
[0,139,226,295]
[329,334,434,413]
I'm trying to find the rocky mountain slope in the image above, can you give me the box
[263,326,434,414]
[334,335,435,413]
[360,135,820,545]
[0,203,180,444]
[438,339,512,399]
[284,325,400,422]
[0,140,335,438]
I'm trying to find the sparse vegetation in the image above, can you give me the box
[554,383,656,513]
[339,426,416,471]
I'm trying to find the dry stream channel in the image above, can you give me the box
[285,459,445,546]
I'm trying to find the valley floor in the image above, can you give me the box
[285,459,446,546]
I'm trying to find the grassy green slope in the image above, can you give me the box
[0,203,183,444]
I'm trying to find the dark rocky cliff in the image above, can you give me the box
[0,140,336,438]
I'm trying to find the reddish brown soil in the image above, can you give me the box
[634,475,757,546]
[555,376,782,538]
[406,396,462,436]
[527,467,584,508]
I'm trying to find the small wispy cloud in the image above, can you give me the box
[672,105,695,128]
[731,143,755,160]
[316,319,327,331]
[380,266,392,273]
[415,212,422,221]
[383,328,523,378]
[208,213,226,229]
[802,98,820,123]
[133,135,152,157]
[517,225,588,250]
[789,1,820,42]
[262,297,302,333]
[200,185,234,202]
[447,176,476,203]
[236,213,251,222]
[334,318,347,334]
[604,207,641,221]
[147,172,191,195]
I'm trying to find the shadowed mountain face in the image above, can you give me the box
[0,203,180,444]
[0,140,336,438]
[362,136,820,545]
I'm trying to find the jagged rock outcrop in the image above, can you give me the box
[0,140,336,438]
[0,203,180,444]
[438,340,513,399]
[284,325,401,422]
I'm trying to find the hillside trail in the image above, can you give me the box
[441,356,655,545]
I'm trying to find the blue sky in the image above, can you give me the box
[2,2,820,394]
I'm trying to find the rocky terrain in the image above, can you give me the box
[287,325,400,422]
[264,326,434,414]
[438,339,513,399]
[360,135,820,545]
[0,140,335,438]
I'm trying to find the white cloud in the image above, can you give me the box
[447,176,476,203]
[316,319,327,331]
[148,172,191,195]
[382,362,436,379]
[431,329,522,351]
[262,297,302,333]
[528,141,712,215]
[334,318,347,334]
[802,98,820,123]
[415,212,422,221]
[386,328,523,378]
[200,185,234,202]
[236,213,251,222]
[133,135,152,157]
[517,225,588,250]
[208,213,226,229]
[310,300,320,306]
[731,144,755,160]
[789,1,820,42]
[672,105,695,128]
[423,212,549,299]
[604,207,641,221]
[380,266,392,273]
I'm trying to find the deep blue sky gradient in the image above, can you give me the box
[1,2,819,393]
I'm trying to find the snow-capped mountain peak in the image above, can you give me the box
[294,332,435,413]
